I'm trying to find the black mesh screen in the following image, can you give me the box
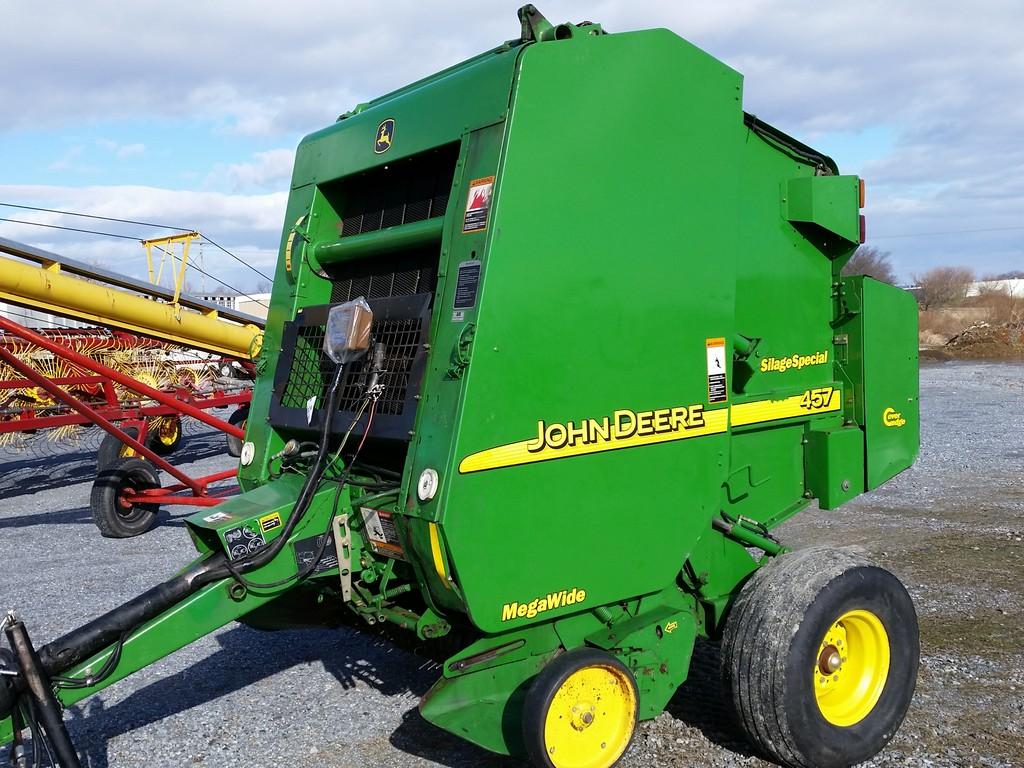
[279,315,425,417]
[270,294,432,440]
[321,144,458,238]
[327,247,437,304]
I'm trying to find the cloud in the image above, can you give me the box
[1,1,1022,280]
[116,143,145,158]
[48,145,84,171]
[0,183,285,292]
[206,148,295,193]
[97,139,146,158]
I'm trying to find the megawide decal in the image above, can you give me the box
[374,118,395,154]
[882,407,907,427]
[731,387,840,426]
[501,587,587,622]
[760,350,829,373]
[458,403,728,474]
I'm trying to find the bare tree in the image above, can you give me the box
[842,246,897,285]
[913,266,975,309]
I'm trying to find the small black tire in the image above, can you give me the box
[721,546,919,768]
[90,457,162,538]
[522,647,639,768]
[226,405,249,458]
[96,426,144,472]
[147,416,183,456]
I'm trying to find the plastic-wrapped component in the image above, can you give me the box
[323,297,373,363]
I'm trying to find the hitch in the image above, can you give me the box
[3,615,81,768]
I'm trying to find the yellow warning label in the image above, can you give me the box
[258,512,282,533]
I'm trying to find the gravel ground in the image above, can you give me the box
[0,364,1022,767]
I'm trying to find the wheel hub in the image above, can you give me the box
[813,609,891,727]
[817,644,843,675]
[570,702,597,730]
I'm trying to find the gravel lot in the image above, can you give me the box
[1,363,1022,767]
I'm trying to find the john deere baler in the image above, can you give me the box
[0,7,920,768]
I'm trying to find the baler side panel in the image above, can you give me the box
[439,30,744,634]
[841,276,920,488]
[720,101,853,526]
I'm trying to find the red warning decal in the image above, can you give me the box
[462,176,494,233]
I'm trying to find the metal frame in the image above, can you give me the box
[0,315,247,507]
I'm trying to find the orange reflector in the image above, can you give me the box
[858,179,866,208]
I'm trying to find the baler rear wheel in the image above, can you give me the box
[522,647,638,768]
[720,547,919,768]
[90,457,161,538]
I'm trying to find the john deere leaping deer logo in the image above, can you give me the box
[374,119,395,154]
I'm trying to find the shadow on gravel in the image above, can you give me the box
[0,506,188,530]
[0,433,227,500]
[65,624,453,768]
[389,708,522,768]
[663,640,760,760]
[0,454,99,499]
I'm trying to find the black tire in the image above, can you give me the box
[90,457,162,538]
[721,547,919,768]
[522,647,639,768]
[226,405,249,458]
[96,426,144,472]
[148,416,183,456]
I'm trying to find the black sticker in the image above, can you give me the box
[453,260,482,310]
[293,533,339,575]
[224,524,266,561]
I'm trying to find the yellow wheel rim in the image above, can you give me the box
[155,418,180,446]
[813,609,890,727]
[543,664,636,768]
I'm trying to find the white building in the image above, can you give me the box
[0,302,93,330]
[199,292,271,321]
[967,278,1024,298]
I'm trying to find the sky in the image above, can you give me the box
[1,0,1022,292]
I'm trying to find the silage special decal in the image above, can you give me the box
[760,350,829,373]
[458,403,728,473]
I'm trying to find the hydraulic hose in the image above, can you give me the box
[37,553,228,676]
[7,622,81,768]
[230,366,345,571]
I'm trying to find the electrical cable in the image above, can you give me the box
[0,214,270,308]
[0,202,193,233]
[147,243,269,309]
[285,402,394,585]
[219,364,351,586]
[198,233,273,283]
[0,202,274,284]
[743,113,838,175]
[222,394,374,591]
[50,630,130,689]
[0,217,141,241]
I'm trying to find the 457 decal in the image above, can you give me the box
[731,386,841,427]
[800,387,835,411]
